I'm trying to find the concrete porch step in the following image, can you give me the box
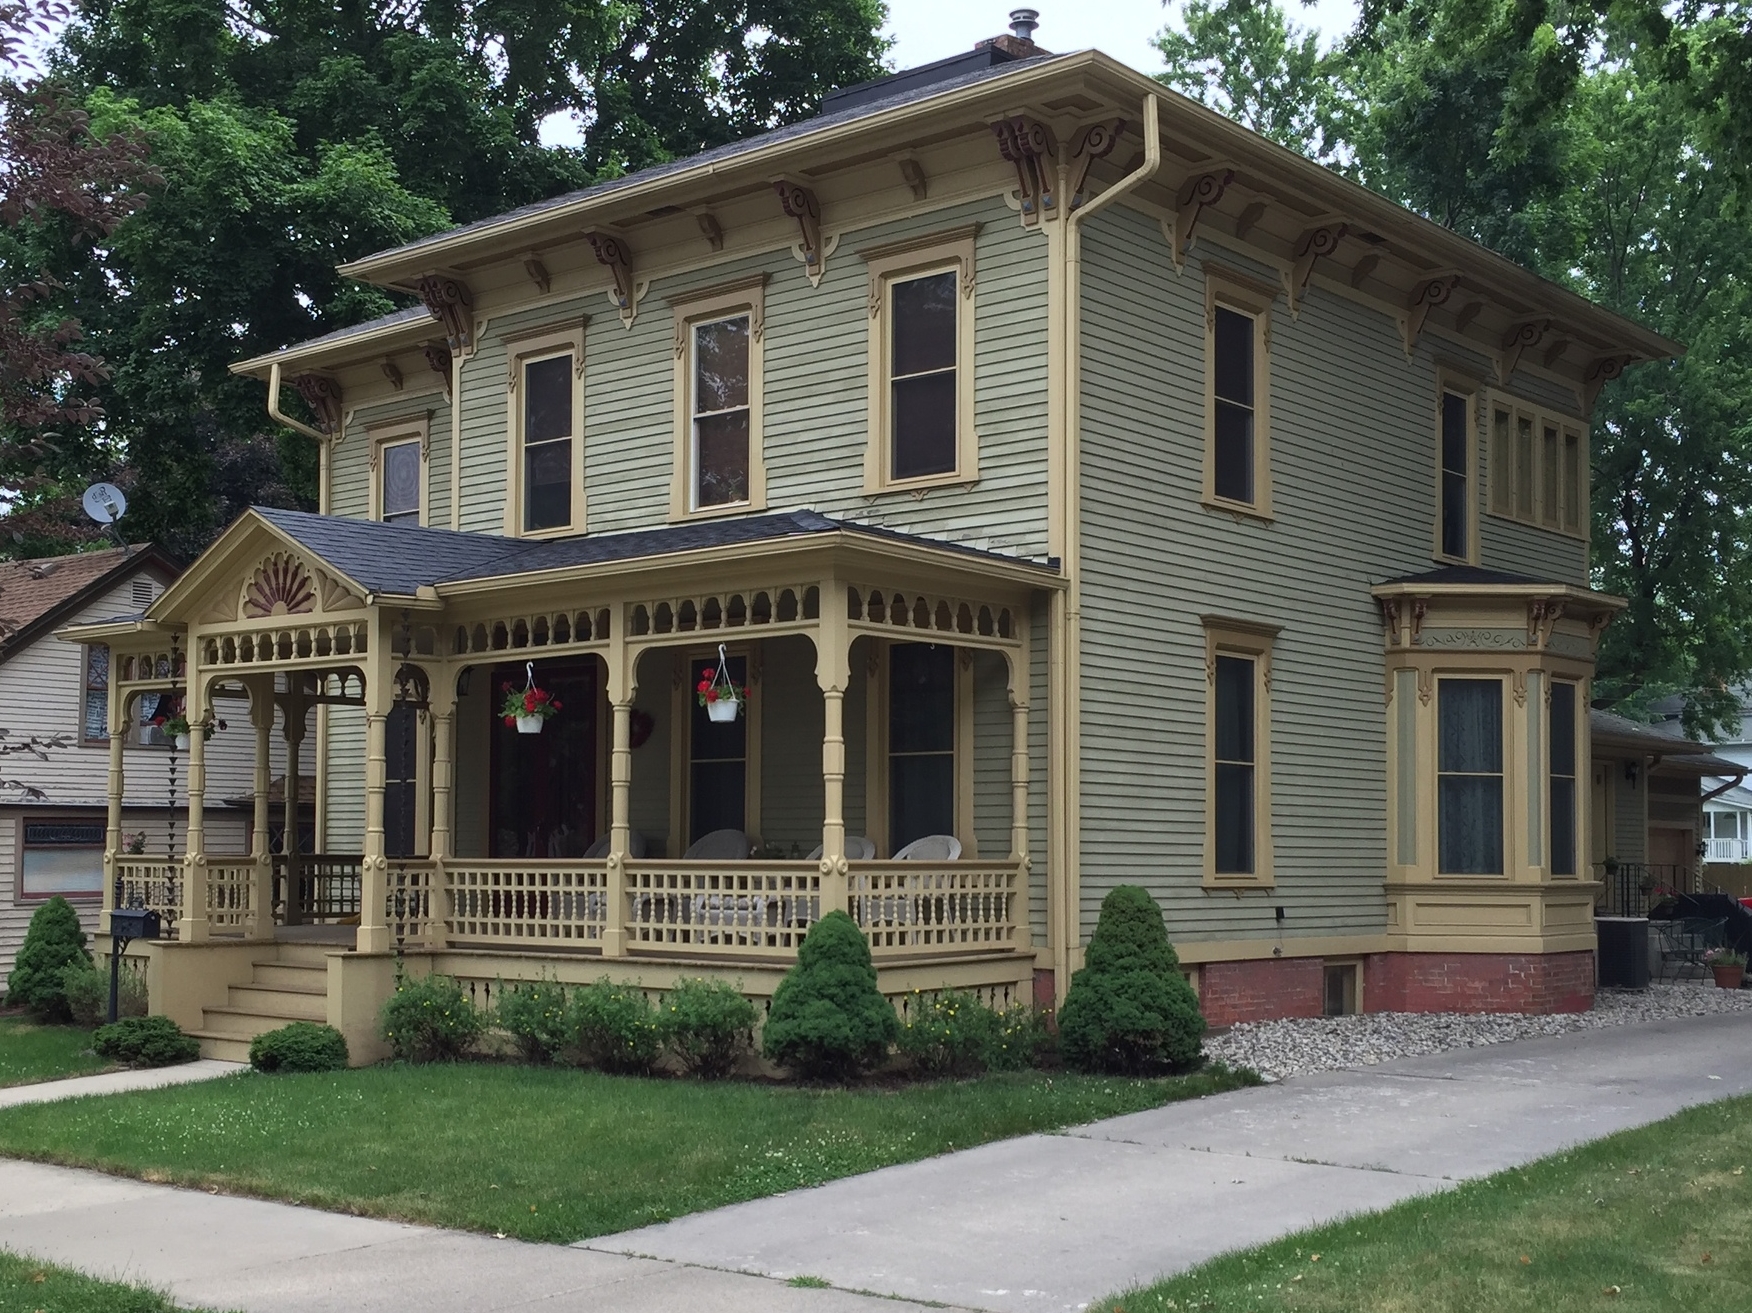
[226,985,326,1018]
[201,1004,322,1039]
[249,962,328,990]
[270,942,348,969]
[188,1031,254,1063]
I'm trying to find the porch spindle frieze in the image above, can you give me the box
[846,585,1020,649]
[625,583,820,641]
[200,620,370,669]
[450,608,610,657]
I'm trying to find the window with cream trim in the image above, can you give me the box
[860,228,978,493]
[1436,384,1477,563]
[1488,400,1586,538]
[668,276,766,517]
[1437,677,1505,874]
[1202,268,1275,517]
[1203,617,1278,885]
[379,439,422,526]
[502,321,586,537]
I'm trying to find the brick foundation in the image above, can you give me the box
[1364,950,1595,1015]
[1197,956,1325,1026]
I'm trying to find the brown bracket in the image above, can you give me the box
[1287,223,1347,315]
[1171,169,1233,268]
[993,117,1058,225]
[290,374,343,436]
[422,343,453,397]
[416,275,474,354]
[522,252,551,295]
[380,357,403,392]
[1454,300,1484,332]
[1500,319,1551,379]
[586,231,637,321]
[1582,354,1634,413]
[1348,251,1381,289]
[897,157,928,201]
[1401,273,1459,355]
[1234,196,1270,241]
[772,180,827,276]
[1067,119,1126,210]
[695,212,724,252]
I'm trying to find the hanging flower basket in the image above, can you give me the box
[153,701,215,751]
[697,645,748,723]
[501,663,561,734]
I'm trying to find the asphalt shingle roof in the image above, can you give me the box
[1377,564,1561,587]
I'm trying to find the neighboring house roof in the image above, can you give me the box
[0,546,178,666]
[1656,752,1749,778]
[1704,782,1752,810]
[1591,708,1706,756]
[241,506,1058,597]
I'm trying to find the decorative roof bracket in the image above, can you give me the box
[772,180,832,285]
[587,231,642,326]
[897,156,928,201]
[522,252,551,295]
[1167,168,1233,270]
[380,357,403,392]
[1582,354,1634,414]
[694,211,724,251]
[1400,273,1459,356]
[1067,119,1126,211]
[992,117,1058,226]
[423,343,453,398]
[290,373,343,437]
[416,274,474,354]
[1286,222,1347,316]
[1499,319,1551,380]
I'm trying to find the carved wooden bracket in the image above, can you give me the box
[992,117,1058,225]
[1067,119,1125,210]
[1582,354,1633,413]
[695,212,723,251]
[416,275,474,354]
[772,180,832,283]
[1168,169,1233,269]
[423,343,453,397]
[290,373,343,436]
[380,357,403,392]
[897,156,928,201]
[1527,597,1567,649]
[587,231,639,324]
[1378,596,1403,645]
[522,252,551,295]
[1401,273,1459,355]
[1286,222,1347,315]
[1499,318,1550,380]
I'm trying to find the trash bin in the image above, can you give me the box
[1596,916,1650,989]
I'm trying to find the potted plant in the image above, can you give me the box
[1705,947,1746,990]
[151,700,216,751]
[501,666,561,735]
[696,653,748,724]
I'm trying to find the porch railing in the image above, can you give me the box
[274,854,362,923]
[114,858,182,941]
[1704,837,1750,863]
[624,860,822,956]
[205,860,257,933]
[1595,861,1702,917]
[443,860,608,948]
[851,862,1021,955]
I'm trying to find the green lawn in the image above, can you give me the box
[1098,1093,1752,1313]
[0,1062,1253,1243]
[0,1248,203,1312]
[0,1018,113,1089]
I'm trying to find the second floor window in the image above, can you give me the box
[1439,389,1471,561]
[1490,402,1586,538]
[1212,306,1256,505]
[380,439,420,526]
[890,270,958,481]
[523,353,574,532]
[692,315,752,508]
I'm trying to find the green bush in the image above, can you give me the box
[569,979,661,1075]
[659,978,756,1079]
[495,978,571,1063]
[92,1015,199,1067]
[60,961,147,1028]
[988,1004,1052,1072]
[1058,885,1206,1075]
[897,990,1003,1078]
[249,1022,349,1073]
[6,897,91,1021]
[762,911,898,1081]
[380,973,486,1063]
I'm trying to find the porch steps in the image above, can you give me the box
[189,942,342,1062]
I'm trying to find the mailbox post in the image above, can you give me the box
[107,906,161,1024]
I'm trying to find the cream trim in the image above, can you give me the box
[500,320,588,538]
[667,274,768,519]
[1432,371,1481,565]
[365,413,431,527]
[1485,393,1588,542]
[1201,263,1276,519]
[1202,616,1278,888]
[862,227,979,495]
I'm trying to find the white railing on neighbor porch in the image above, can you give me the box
[1705,837,1751,863]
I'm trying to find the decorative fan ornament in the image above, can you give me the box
[243,553,317,618]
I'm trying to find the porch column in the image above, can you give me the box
[281,680,306,926]
[814,590,851,917]
[1007,648,1033,951]
[426,673,456,949]
[101,685,127,927]
[358,639,393,953]
[178,664,210,943]
[603,644,634,957]
[247,678,274,937]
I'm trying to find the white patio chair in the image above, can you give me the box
[582,830,647,859]
[893,834,962,861]
[683,828,751,860]
[804,836,877,861]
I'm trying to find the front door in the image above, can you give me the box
[689,654,747,846]
[489,662,598,858]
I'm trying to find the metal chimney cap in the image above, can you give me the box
[1009,8,1040,41]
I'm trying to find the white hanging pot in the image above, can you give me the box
[706,696,740,724]
[516,714,545,735]
[174,733,191,751]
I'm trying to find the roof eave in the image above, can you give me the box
[228,314,438,382]
[1370,580,1628,611]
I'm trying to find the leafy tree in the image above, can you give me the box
[1156,0,1337,154]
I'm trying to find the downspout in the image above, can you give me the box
[1047,95,1161,1003]
[1703,769,1747,803]
[267,360,334,514]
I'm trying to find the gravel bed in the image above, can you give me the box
[1204,982,1752,1081]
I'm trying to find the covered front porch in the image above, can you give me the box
[72,509,1054,1051]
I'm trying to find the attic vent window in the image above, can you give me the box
[131,580,154,608]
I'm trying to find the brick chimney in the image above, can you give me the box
[978,9,1050,58]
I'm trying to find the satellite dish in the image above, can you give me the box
[82,483,128,524]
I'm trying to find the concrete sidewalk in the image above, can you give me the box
[0,1059,242,1110]
[0,1012,1747,1313]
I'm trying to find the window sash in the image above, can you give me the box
[691,314,753,509]
[380,440,421,525]
[521,352,574,531]
[1549,681,1578,875]
[1213,654,1256,874]
[1440,391,1470,560]
[1211,306,1257,505]
[888,270,959,482]
[83,644,109,744]
[1437,679,1505,874]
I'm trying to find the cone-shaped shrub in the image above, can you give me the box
[6,897,91,1021]
[762,911,898,1080]
[1058,885,1205,1074]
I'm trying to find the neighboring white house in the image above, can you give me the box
[0,546,297,979]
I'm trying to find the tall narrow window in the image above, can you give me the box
[82,644,109,745]
[1514,415,1535,520]
[1490,407,1512,513]
[1438,679,1504,874]
[690,654,747,843]
[889,643,955,852]
[1562,428,1583,534]
[692,315,751,508]
[522,353,573,532]
[1213,654,1256,874]
[380,440,421,526]
[1549,680,1577,875]
[1439,390,1470,560]
[1212,306,1256,504]
[1541,422,1560,526]
[890,271,958,481]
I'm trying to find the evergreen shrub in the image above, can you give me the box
[380,973,485,1062]
[658,978,756,1079]
[495,978,571,1063]
[60,961,147,1028]
[6,897,91,1020]
[569,979,661,1074]
[761,911,898,1080]
[92,1015,199,1067]
[1058,885,1206,1075]
[249,1022,349,1073]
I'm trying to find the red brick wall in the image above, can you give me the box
[1198,956,1325,1026]
[1364,950,1595,1015]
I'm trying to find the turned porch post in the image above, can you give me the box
[425,672,456,949]
[1006,645,1033,950]
[814,586,851,917]
[603,641,634,957]
[102,677,128,926]
[358,636,393,953]
[280,680,306,926]
[247,678,275,937]
[178,659,210,943]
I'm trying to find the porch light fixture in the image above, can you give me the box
[698,643,748,723]
[501,661,561,734]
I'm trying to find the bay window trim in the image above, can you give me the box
[860,226,979,495]
[500,319,587,538]
[1201,264,1277,521]
[666,274,768,520]
[1202,615,1279,887]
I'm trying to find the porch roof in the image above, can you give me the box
[247,506,1057,597]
